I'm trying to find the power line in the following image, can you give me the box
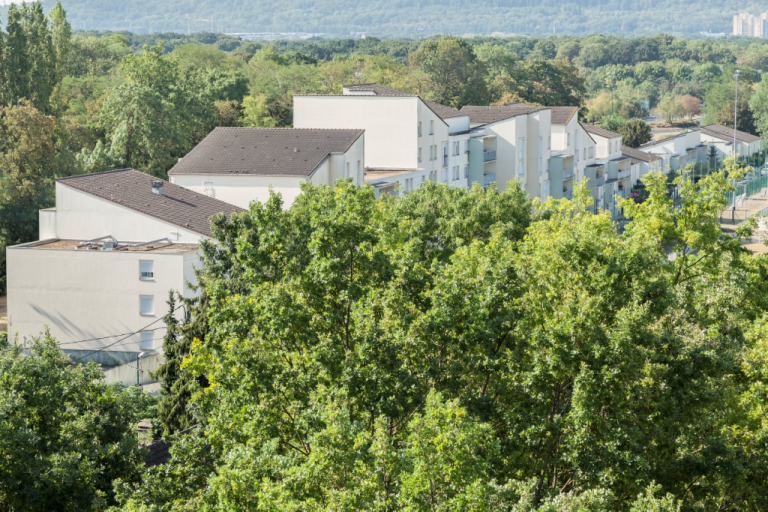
[57,326,167,346]
[70,307,182,362]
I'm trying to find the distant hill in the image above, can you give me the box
[4,0,768,37]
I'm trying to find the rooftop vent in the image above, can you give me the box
[151,181,164,196]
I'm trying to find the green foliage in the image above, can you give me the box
[410,37,489,108]
[0,334,150,510]
[618,118,652,148]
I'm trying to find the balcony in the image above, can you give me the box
[483,150,497,162]
[483,173,497,187]
[563,169,574,181]
[443,155,449,167]
[594,175,605,187]
[618,169,631,180]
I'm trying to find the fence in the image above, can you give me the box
[721,167,768,225]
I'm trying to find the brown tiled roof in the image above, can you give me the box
[460,104,542,125]
[168,128,364,178]
[700,124,761,144]
[580,122,621,139]
[550,106,578,125]
[422,99,465,120]
[622,146,662,163]
[58,169,245,238]
[343,83,413,97]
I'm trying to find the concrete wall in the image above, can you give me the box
[103,351,164,387]
[295,95,418,170]
[6,244,200,356]
[52,184,203,243]
[39,208,56,239]
[417,99,450,182]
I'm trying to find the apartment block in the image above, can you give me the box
[733,13,768,38]
[293,84,470,196]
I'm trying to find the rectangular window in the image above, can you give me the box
[583,148,587,160]
[442,168,448,182]
[418,147,422,163]
[418,122,422,137]
[429,120,434,135]
[140,331,155,351]
[567,133,570,147]
[464,165,468,178]
[140,295,154,316]
[518,138,526,161]
[139,260,154,280]
[548,136,551,150]
[589,146,594,158]
[443,145,448,167]
[345,162,350,178]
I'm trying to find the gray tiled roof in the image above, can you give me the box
[343,83,413,97]
[422,99,465,120]
[460,104,542,125]
[700,124,761,144]
[580,122,621,140]
[168,128,364,178]
[622,146,662,163]
[550,106,578,125]
[58,169,245,238]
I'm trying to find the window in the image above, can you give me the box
[453,166,459,180]
[518,138,526,161]
[583,148,587,160]
[345,162,350,178]
[464,165,469,178]
[589,146,594,159]
[418,147,422,163]
[140,295,154,316]
[442,168,448,182]
[140,331,155,351]
[139,260,154,280]
[548,136,551,150]
[453,141,460,156]
[443,144,449,167]
[538,137,544,175]
[418,122,422,137]
[429,120,434,135]
[567,133,570,147]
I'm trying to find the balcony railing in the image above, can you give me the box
[594,175,605,187]
[618,169,631,180]
[483,173,497,187]
[483,150,497,162]
[563,169,574,181]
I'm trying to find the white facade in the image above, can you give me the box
[7,241,200,361]
[294,88,470,194]
[169,134,365,209]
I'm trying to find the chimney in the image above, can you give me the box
[151,181,164,196]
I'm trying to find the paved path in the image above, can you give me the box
[0,296,6,332]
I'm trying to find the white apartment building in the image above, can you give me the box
[293,83,471,196]
[168,127,365,209]
[548,107,597,200]
[639,130,709,173]
[698,124,762,160]
[621,146,664,185]
[734,13,768,38]
[6,169,244,364]
[460,104,552,200]
[579,123,629,215]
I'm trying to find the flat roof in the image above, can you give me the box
[18,239,199,253]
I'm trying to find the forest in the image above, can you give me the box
[2,0,764,36]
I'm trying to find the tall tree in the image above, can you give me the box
[619,118,652,148]
[410,36,489,108]
[20,2,56,112]
[49,1,72,86]
[2,4,30,105]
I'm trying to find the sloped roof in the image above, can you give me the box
[550,106,578,125]
[700,123,761,144]
[622,145,662,163]
[460,104,542,126]
[58,169,245,238]
[422,99,465,120]
[168,128,364,178]
[580,122,621,140]
[343,83,414,97]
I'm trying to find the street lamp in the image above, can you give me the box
[734,69,741,163]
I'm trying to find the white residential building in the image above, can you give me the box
[6,169,244,364]
[639,130,708,173]
[579,123,629,215]
[697,124,762,160]
[168,127,365,209]
[293,83,471,196]
[459,104,552,200]
[547,107,597,199]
